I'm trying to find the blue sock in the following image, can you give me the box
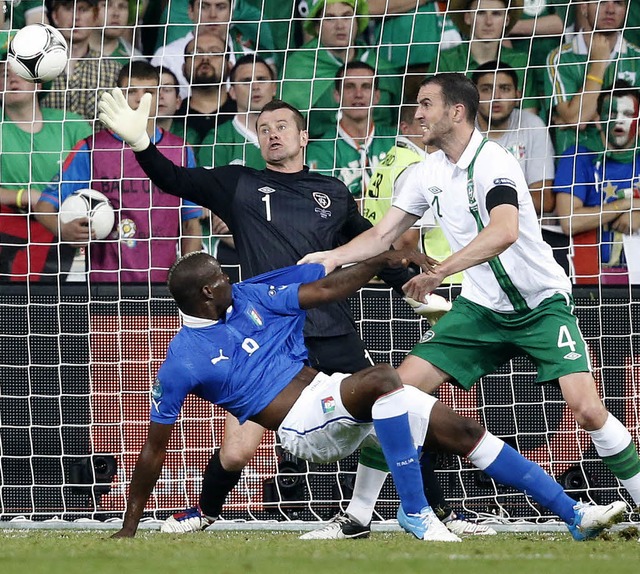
[372,390,428,515]
[481,441,575,524]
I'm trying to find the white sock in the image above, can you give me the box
[345,462,388,526]
[588,414,640,505]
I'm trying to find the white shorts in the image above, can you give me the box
[277,372,438,464]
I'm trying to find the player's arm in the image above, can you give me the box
[298,248,427,309]
[300,206,418,273]
[112,421,174,538]
[98,87,239,217]
[403,189,520,302]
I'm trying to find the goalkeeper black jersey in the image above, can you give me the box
[135,143,410,338]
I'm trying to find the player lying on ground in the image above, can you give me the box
[112,249,626,540]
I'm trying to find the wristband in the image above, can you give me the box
[16,188,26,209]
[586,74,604,85]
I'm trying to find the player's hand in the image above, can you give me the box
[98,87,151,152]
[402,269,447,302]
[380,248,433,271]
[298,251,340,274]
[404,292,452,325]
[589,33,611,63]
[60,216,94,243]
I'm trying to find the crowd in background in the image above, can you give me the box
[1,0,639,285]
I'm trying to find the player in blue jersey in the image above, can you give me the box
[112,249,626,540]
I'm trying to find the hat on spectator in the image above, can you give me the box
[304,0,370,38]
[449,0,523,39]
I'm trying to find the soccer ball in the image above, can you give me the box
[59,189,115,240]
[7,23,68,83]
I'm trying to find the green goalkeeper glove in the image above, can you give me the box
[404,293,452,325]
[98,87,151,152]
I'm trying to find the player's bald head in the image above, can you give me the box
[168,251,225,315]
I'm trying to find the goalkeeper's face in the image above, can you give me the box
[257,109,308,168]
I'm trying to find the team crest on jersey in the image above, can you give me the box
[428,186,443,195]
[419,330,435,343]
[259,186,276,194]
[321,396,336,414]
[248,307,263,326]
[313,192,331,209]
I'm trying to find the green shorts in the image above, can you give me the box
[410,293,592,389]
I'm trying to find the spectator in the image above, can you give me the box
[199,54,277,170]
[543,0,640,155]
[42,0,122,122]
[90,0,144,66]
[472,61,555,217]
[155,68,184,135]
[280,0,403,138]
[437,0,538,112]
[506,0,569,98]
[35,61,203,283]
[150,0,275,100]
[554,80,640,285]
[0,59,92,282]
[361,103,464,284]
[370,0,444,100]
[175,33,236,145]
[306,61,398,201]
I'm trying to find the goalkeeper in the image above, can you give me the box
[300,73,640,511]
[97,88,478,539]
[112,250,625,540]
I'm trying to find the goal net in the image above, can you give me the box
[0,0,639,527]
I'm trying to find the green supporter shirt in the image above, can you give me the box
[280,38,403,138]
[306,123,397,198]
[437,43,538,110]
[373,3,442,69]
[154,0,276,56]
[509,0,572,98]
[543,33,640,154]
[198,117,266,170]
[361,137,462,284]
[0,107,92,190]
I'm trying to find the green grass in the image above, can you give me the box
[1,529,639,574]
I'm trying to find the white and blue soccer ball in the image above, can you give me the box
[59,189,116,240]
[8,23,68,83]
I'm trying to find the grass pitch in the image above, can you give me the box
[1,529,639,574]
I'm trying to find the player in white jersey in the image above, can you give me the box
[301,73,640,511]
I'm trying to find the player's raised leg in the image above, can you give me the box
[339,365,460,542]
[421,390,627,540]
[161,414,266,533]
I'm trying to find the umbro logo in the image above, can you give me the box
[428,186,443,194]
[259,186,275,194]
[563,352,582,361]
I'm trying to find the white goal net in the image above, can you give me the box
[0,0,639,527]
